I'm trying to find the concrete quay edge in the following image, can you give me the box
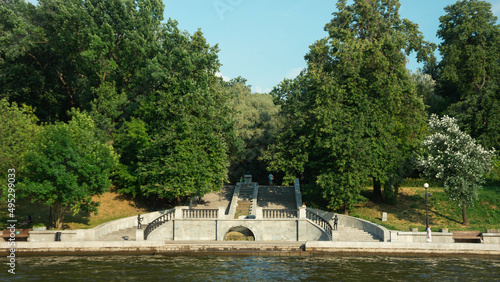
[1,240,500,256]
[305,241,500,256]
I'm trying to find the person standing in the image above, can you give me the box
[268,173,274,185]
[426,225,432,243]
[333,215,338,231]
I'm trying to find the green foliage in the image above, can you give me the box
[132,26,233,200]
[418,114,495,225]
[267,0,432,212]
[18,110,118,229]
[434,0,500,150]
[410,70,446,114]
[0,99,38,199]
[224,78,281,184]
[400,178,443,188]
[0,0,165,124]
[1,1,236,203]
[112,117,149,196]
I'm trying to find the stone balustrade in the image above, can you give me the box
[263,209,298,219]
[182,208,219,219]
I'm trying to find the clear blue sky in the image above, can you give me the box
[163,0,500,93]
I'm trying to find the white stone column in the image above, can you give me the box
[218,207,226,219]
[256,207,263,219]
[136,229,144,241]
[174,206,187,219]
[298,206,307,219]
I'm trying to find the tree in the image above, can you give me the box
[0,0,165,125]
[134,27,234,201]
[267,0,433,211]
[1,1,236,203]
[19,110,117,229]
[0,99,38,199]
[223,77,281,184]
[410,70,446,115]
[434,0,500,150]
[418,114,495,225]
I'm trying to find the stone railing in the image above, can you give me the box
[144,209,175,240]
[306,209,333,240]
[307,207,390,242]
[263,209,298,219]
[182,209,219,219]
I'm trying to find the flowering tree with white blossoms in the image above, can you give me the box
[418,114,495,225]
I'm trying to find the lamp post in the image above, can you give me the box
[424,183,429,229]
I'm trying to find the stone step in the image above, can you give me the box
[335,226,380,242]
[98,227,138,241]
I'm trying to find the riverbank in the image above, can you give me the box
[2,240,499,257]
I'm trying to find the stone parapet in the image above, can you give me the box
[482,233,500,244]
[392,231,454,243]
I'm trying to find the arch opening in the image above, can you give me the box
[224,226,255,241]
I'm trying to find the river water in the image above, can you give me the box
[2,254,500,281]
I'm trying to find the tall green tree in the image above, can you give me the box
[223,77,281,184]
[434,0,500,150]
[268,0,433,211]
[1,1,236,203]
[0,0,164,125]
[418,114,495,225]
[0,99,38,199]
[134,26,234,201]
[19,110,117,229]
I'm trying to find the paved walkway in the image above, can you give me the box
[191,185,233,212]
[257,186,296,209]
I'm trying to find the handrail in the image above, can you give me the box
[306,209,333,240]
[144,209,175,240]
[263,209,298,219]
[182,209,218,219]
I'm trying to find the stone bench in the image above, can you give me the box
[452,231,482,243]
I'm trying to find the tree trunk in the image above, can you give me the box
[462,203,468,226]
[53,202,66,229]
[373,177,384,203]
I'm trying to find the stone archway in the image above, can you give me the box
[224,226,255,241]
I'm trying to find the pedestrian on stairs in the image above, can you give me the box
[333,215,338,230]
[268,173,274,185]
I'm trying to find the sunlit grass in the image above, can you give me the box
[0,189,151,230]
[352,185,500,232]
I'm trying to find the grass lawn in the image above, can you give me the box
[352,185,500,232]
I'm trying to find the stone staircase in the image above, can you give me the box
[336,226,381,242]
[98,227,137,241]
[234,184,255,218]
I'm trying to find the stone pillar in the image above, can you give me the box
[136,229,144,241]
[174,206,186,219]
[297,206,307,241]
[218,207,226,219]
[298,206,307,219]
[244,174,252,184]
[382,212,387,222]
[255,207,263,219]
